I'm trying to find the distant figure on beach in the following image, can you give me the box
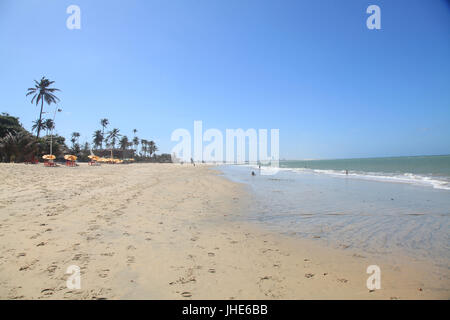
[346,170,348,175]
[190,158,195,166]
[251,171,256,176]
[258,164,261,173]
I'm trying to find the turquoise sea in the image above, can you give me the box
[280,155,450,190]
[219,155,450,266]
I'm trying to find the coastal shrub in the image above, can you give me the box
[0,113,25,138]
[0,131,38,162]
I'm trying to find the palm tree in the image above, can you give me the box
[132,136,139,156]
[148,140,158,157]
[71,132,80,148]
[92,130,103,149]
[31,119,46,135]
[119,135,129,150]
[106,128,121,158]
[44,119,54,135]
[100,118,109,148]
[141,139,147,157]
[26,77,60,138]
[0,131,38,162]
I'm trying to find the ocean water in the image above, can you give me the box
[280,155,450,190]
[218,156,450,265]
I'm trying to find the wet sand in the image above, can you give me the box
[0,163,447,299]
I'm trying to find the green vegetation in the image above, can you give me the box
[26,77,60,138]
[0,113,24,137]
[0,77,172,163]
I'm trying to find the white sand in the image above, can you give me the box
[0,163,447,299]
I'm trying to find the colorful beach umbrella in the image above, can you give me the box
[64,155,77,161]
[42,154,56,160]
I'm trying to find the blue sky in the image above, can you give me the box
[1,0,449,159]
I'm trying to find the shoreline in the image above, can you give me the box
[0,163,448,299]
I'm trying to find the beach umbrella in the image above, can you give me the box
[88,155,100,161]
[64,155,77,161]
[42,154,56,160]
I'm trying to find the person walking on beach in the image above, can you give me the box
[190,158,195,167]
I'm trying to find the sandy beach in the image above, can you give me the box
[0,163,448,299]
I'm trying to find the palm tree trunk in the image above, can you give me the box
[36,98,44,139]
[102,127,105,149]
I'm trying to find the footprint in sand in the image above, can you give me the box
[73,253,89,264]
[19,259,38,271]
[305,273,314,278]
[181,292,192,298]
[101,252,114,257]
[207,252,215,257]
[47,265,58,273]
[99,269,109,278]
[257,276,283,298]
[208,268,216,273]
[41,288,54,296]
